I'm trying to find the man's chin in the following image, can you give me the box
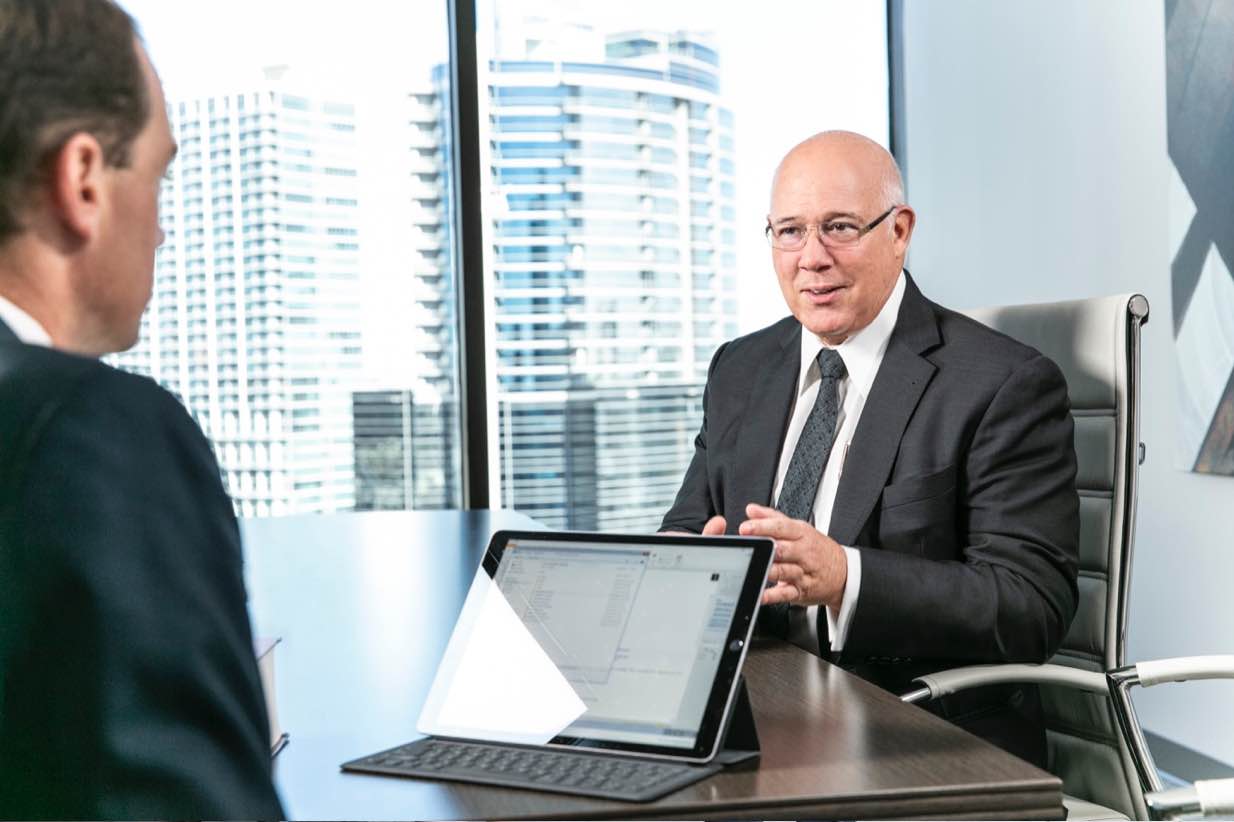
[796,309,853,345]
[116,327,141,353]
[93,326,142,357]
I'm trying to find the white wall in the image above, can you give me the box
[898,0,1234,764]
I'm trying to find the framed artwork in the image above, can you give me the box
[1167,0,1234,474]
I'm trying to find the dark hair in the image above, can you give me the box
[0,0,149,242]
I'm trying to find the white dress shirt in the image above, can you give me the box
[0,293,52,347]
[771,271,906,653]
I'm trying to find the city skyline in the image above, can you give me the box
[112,1,889,524]
[121,0,889,338]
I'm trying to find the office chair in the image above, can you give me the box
[899,293,1234,820]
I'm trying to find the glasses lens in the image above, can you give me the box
[767,225,805,250]
[822,223,861,245]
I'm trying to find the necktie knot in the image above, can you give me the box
[817,348,846,380]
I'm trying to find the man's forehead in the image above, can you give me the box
[770,163,872,215]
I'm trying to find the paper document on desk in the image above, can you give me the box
[254,636,289,756]
[418,570,586,745]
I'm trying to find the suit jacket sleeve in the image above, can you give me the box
[844,352,1080,663]
[660,342,729,533]
[0,368,284,819]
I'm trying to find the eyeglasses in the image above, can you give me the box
[765,205,899,251]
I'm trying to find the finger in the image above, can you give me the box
[769,540,808,566]
[760,582,800,606]
[745,503,783,520]
[739,516,802,540]
[701,515,727,536]
[767,560,804,586]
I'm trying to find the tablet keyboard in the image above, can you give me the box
[342,737,720,802]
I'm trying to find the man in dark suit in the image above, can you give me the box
[661,131,1079,766]
[0,0,284,817]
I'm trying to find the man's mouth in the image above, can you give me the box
[802,284,845,303]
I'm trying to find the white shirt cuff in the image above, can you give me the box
[825,545,861,651]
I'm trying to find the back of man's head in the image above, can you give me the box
[0,0,148,243]
[0,0,173,356]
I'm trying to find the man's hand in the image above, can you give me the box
[738,503,847,610]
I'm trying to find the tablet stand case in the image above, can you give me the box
[711,676,760,768]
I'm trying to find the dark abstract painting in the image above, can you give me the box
[1167,0,1234,474]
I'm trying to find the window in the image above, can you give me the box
[108,0,888,530]
[112,0,463,515]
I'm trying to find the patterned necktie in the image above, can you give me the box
[775,348,847,521]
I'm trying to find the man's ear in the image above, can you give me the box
[48,132,108,243]
[892,205,916,256]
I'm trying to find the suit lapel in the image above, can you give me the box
[828,274,941,545]
[729,320,800,514]
[0,318,17,344]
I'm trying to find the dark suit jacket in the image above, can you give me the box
[661,274,1080,765]
[0,319,284,819]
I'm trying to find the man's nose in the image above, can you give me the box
[797,227,833,269]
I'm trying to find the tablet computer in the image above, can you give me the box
[413,529,774,764]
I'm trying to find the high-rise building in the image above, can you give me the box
[478,25,740,530]
[113,76,365,516]
[352,389,459,511]
[406,73,461,429]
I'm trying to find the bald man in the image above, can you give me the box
[661,131,1079,766]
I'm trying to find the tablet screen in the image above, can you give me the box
[496,536,752,749]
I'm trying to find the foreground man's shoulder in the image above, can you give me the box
[1,347,204,453]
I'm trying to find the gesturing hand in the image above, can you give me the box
[738,503,848,610]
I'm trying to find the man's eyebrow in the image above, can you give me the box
[167,142,179,163]
[770,210,863,225]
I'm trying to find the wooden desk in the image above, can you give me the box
[242,510,1062,820]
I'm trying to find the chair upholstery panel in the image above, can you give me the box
[1048,728,1140,820]
[1063,575,1108,659]
[1074,415,1117,492]
[1077,494,1113,574]
[1042,680,1119,740]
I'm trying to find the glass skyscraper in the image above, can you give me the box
[478,24,740,529]
[113,75,365,517]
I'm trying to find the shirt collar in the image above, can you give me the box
[0,293,53,347]
[797,270,907,399]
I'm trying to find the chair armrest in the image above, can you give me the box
[1106,656,1234,801]
[1135,655,1234,688]
[901,663,1108,704]
[1146,778,1234,818]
